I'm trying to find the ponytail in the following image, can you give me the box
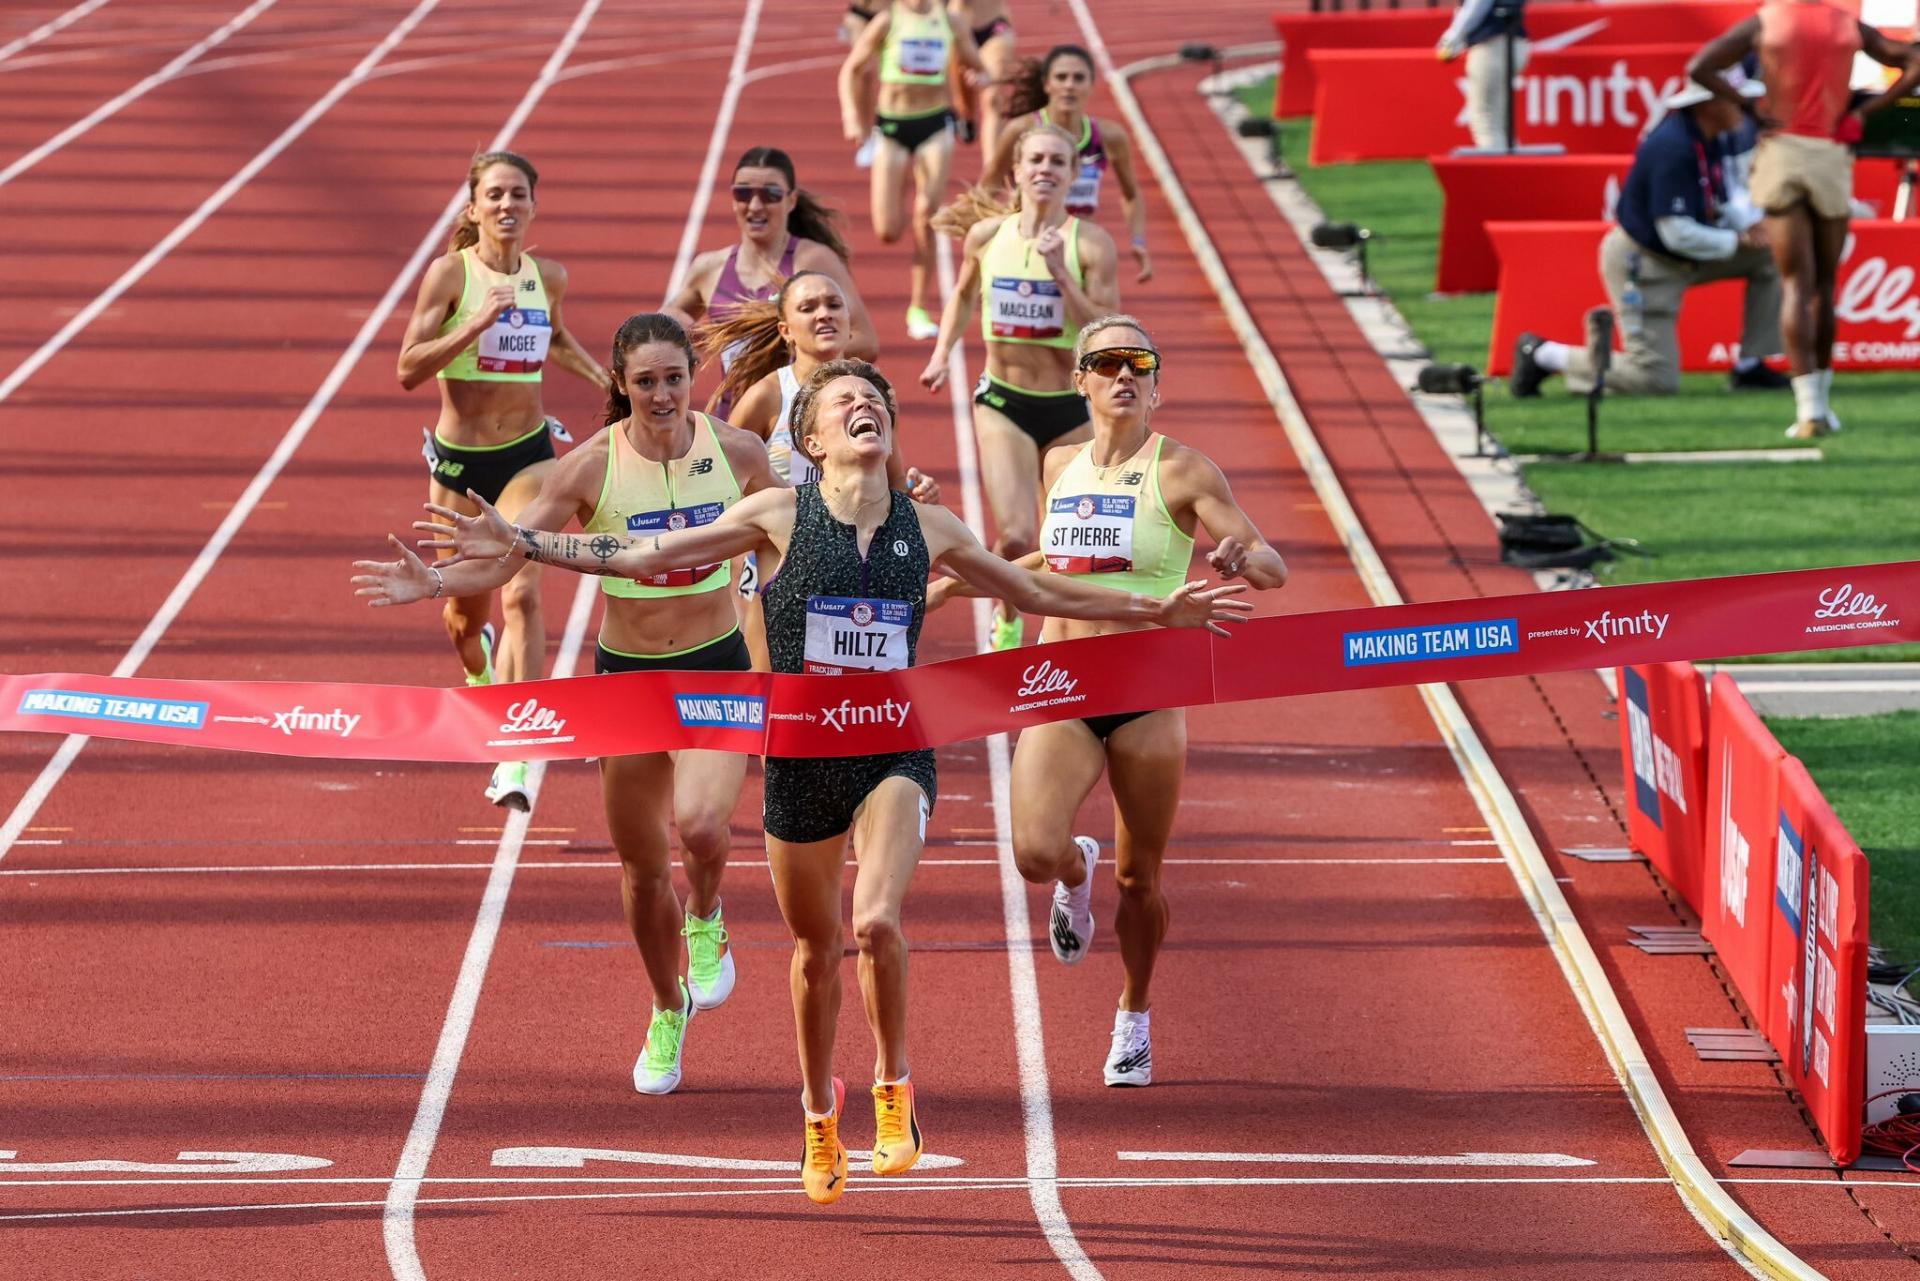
[449,150,538,252]
[604,313,697,426]
[732,144,851,263]
[695,270,843,414]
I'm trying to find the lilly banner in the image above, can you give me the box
[3,562,1914,762]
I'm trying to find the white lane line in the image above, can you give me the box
[663,0,766,297]
[0,0,454,871]
[0,0,446,406]
[0,855,1508,877]
[0,0,112,66]
[1118,1150,1596,1168]
[376,1,620,1272]
[489,1146,966,1171]
[935,232,1100,1281]
[0,0,279,189]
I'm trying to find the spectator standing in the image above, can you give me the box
[1690,0,1920,437]
[1512,75,1787,398]
[1437,0,1527,151]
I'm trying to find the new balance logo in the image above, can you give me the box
[520,278,538,291]
[1110,1049,1151,1074]
[1118,470,1144,486]
[689,457,715,475]
[1051,908,1082,957]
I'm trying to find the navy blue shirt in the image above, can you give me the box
[1616,109,1730,259]
[1465,0,1526,47]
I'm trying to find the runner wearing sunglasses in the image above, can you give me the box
[921,120,1121,651]
[663,146,877,415]
[386,356,1250,1205]
[359,314,783,1098]
[981,44,1152,282]
[395,150,609,813]
[933,314,1287,1086]
[839,0,989,342]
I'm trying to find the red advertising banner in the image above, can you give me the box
[1763,756,1869,1166]
[1617,661,1711,916]
[1485,219,1920,373]
[3,562,1916,763]
[1435,155,1909,295]
[1309,44,1696,165]
[1702,674,1787,1013]
[1271,1,1757,120]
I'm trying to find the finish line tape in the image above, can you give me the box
[4,562,1913,762]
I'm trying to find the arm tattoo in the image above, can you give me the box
[589,534,621,563]
[516,525,545,564]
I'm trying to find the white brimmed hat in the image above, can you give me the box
[1666,67,1765,111]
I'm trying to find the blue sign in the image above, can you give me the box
[1341,618,1518,667]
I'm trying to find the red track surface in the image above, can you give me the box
[3,0,1915,1277]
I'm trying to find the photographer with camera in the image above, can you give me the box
[1512,75,1784,399]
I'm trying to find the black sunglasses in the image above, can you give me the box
[730,183,788,205]
[1077,346,1161,377]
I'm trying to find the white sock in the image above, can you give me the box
[876,1071,910,1086]
[1533,340,1571,373]
[803,1092,836,1121]
[1819,367,1834,400]
[1114,1008,1150,1029]
[693,902,721,923]
[1791,373,1826,424]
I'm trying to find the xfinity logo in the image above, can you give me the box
[1583,609,1669,645]
[1017,660,1077,700]
[1457,61,1686,130]
[1813,583,1887,622]
[820,697,912,733]
[501,699,566,737]
[274,706,360,737]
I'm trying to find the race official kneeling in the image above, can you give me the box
[1511,76,1786,398]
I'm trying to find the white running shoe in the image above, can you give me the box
[854,131,877,169]
[633,980,693,1095]
[485,761,531,812]
[1049,835,1098,965]
[1104,1010,1152,1087]
[683,908,736,1011]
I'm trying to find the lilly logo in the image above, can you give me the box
[1814,583,1887,622]
[501,699,566,737]
[1018,660,1078,700]
[1835,254,1920,339]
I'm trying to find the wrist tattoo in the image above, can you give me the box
[516,525,545,564]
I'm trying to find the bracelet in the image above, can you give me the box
[499,527,521,567]
[429,565,446,599]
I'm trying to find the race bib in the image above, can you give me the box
[625,501,726,586]
[1043,494,1136,574]
[897,35,947,75]
[768,430,821,487]
[477,307,551,374]
[804,596,913,674]
[988,277,1064,340]
[1067,160,1102,215]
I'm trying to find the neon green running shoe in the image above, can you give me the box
[906,306,939,341]
[465,621,495,687]
[484,760,530,812]
[683,907,736,1010]
[989,611,1024,652]
[633,979,693,1095]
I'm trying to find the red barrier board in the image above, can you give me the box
[3,561,1917,763]
[1617,662,1711,916]
[1272,1,1757,120]
[1485,219,1920,373]
[1703,674,1787,1014]
[1436,157,1905,295]
[1763,756,1869,1167]
[1309,44,1696,165]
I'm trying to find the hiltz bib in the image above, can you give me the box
[803,596,914,674]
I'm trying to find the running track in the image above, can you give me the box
[2,1,1916,1276]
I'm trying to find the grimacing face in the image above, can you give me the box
[805,374,892,465]
[780,276,849,357]
[1073,326,1161,416]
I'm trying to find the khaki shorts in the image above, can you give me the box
[1749,132,1854,220]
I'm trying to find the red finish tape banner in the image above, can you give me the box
[1436,156,1908,295]
[1702,674,1788,1011]
[1617,661,1711,916]
[1486,219,1920,373]
[1763,756,1869,1167]
[3,562,1916,762]
[1271,1,1756,120]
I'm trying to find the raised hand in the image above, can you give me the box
[906,466,942,506]
[1157,579,1254,637]
[350,535,440,607]
[1208,535,1249,580]
[480,281,519,323]
[413,489,517,565]
[919,354,950,393]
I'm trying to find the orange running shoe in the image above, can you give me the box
[801,1077,849,1205]
[870,1078,923,1175]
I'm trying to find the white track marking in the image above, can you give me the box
[0,855,1505,877]
[0,0,111,65]
[0,1151,330,1174]
[1118,1151,1595,1168]
[935,233,1100,1281]
[0,0,445,406]
[376,0,626,1269]
[0,0,279,189]
[490,1146,965,1171]
[0,3,453,872]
